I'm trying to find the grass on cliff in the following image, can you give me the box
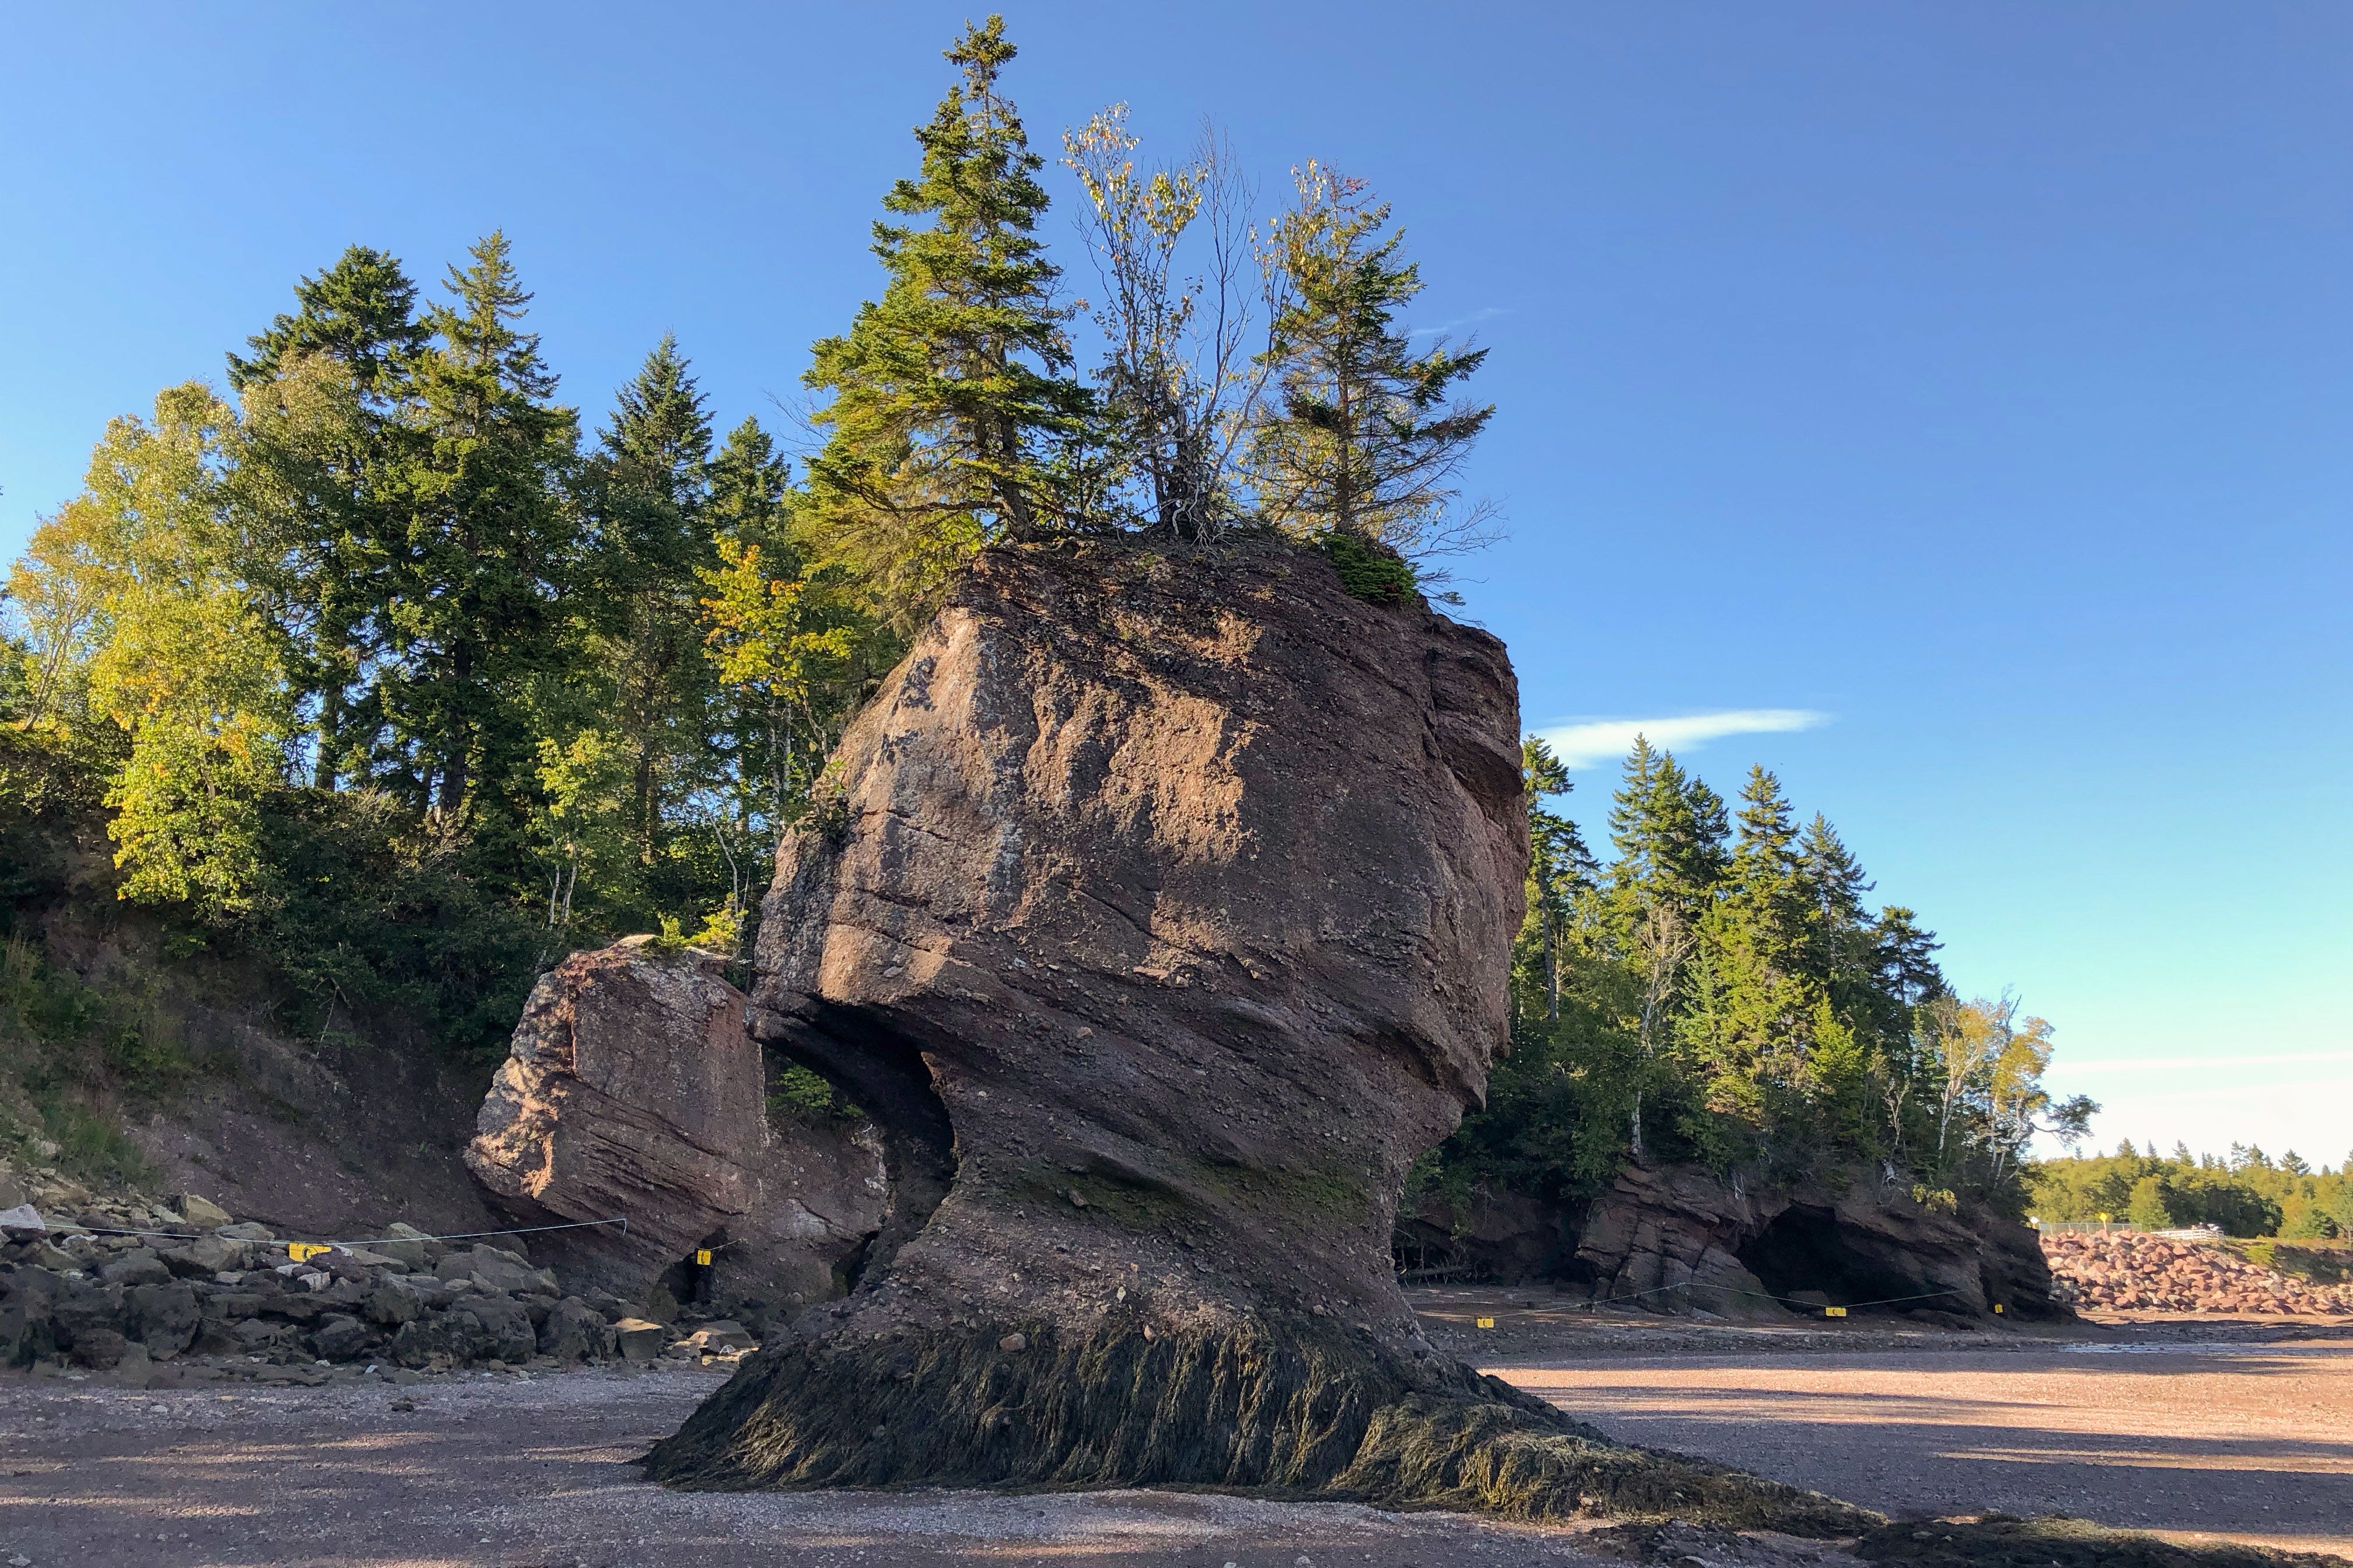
[0,931,183,1186]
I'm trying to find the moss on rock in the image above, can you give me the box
[643,1314,1869,1536]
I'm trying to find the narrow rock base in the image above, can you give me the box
[640,1316,1868,1535]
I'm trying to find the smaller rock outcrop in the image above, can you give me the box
[1567,1162,2060,1320]
[465,938,884,1308]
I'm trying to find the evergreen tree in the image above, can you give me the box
[1726,766,1806,965]
[1872,906,1946,1006]
[226,245,430,399]
[801,16,1094,615]
[576,336,718,882]
[1797,812,1871,929]
[1252,163,1493,557]
[226,246,431,788]
[1521,736,1593,1022]
[382,232,581,834]
[1608,739,1729,909]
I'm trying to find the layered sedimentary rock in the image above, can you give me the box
[1569,1161,2062,1321]
[466,938,884,1308]
[641,538,1866,1534]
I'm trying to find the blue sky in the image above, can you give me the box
[4,4,2347,1164]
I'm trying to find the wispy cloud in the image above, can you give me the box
[1406,306,1509,340]
[1533,709,1830,770]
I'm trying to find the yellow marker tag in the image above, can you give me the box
[1993,1303,2004,1314]
[695,1248,713,1266]
[1475,1316,1496,1329]
[1824,1305,1848,1318]
[288,1242,331,1263]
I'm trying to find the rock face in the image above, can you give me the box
[1567,1161,2062,1321]
[465,938,885,1309]
[641,539,1867,1536]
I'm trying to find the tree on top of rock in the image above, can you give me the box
[802,15,1096,617]
[1251,163,1495,563]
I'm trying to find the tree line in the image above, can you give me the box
[1419,736,2098,1218]
[2029,1143,2353,1240]
[0,17,1495,1061]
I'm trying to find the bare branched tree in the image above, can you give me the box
[1629,899,1695,1159]
[1062,109,1270,538]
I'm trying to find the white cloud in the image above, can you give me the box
[1533,709,1830,770]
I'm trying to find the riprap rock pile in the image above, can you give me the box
[2043,1230,2353,1316]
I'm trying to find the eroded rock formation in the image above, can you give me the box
[466,938,884,1308]
[641,538,1866,1534]
[1569,1162,2062,1322]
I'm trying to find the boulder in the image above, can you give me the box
[372,1223,441,1269]
[179,1194,233,1228]
[127,1281,200,1357]
[612,1316,666,1363]
[434,1245,556,1297]
[99,1251,172,1290]
[539,1297,617,1361]
[465,940,886,1307]
[641,538,1863,1536]
[389,1294,535,1367]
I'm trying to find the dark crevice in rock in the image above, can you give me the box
[764,1000,957,1285]
[1738,1204,1928,1312]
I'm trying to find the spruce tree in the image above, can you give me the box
[1796,812,1870,928]
[1252,164,1493,556]
[802,16,1094,614]
[1608,741,1729,909]
[226,245,430,399]
[385,231,581,831]
[578,336,718,883]
[226,246,431,788]
[1727,766,1807,962]
[1521,736,1593,1022]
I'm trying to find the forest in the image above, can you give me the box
[5,17,2085,1221]
[2027,1143,2352,1240]
[1411,735,2093,1223]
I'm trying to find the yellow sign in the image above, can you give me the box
[1475,1316,1495,1329]
[1823,1306,1848,1318]
[2097,1213,2111,1223]
[694,1249,713,1266]
[1993,1302,2004,1314]
[288,1242,331,1263]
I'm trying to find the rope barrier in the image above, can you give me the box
[1569,1280,1966,1314]
[22,1215,629,1251]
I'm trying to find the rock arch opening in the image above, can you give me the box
[1738,1204,1928,1314]
[763,1000,955,1286]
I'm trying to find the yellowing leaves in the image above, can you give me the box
[10,383,291,916]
